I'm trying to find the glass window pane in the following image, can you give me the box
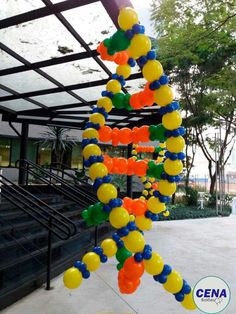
[11,138,20,166]
[31,92,80,107]
[43,59,108,86]
[71,145,83,169]
[0,138,11,166]
[62,2,116,51]
[0,15,85,63]
[0,50,23,70]
[0,99,40,111]
[38,146,51,166]
[74,85,105,102]
[0,0,44,20]
[0,71,57,93]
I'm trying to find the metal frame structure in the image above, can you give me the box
[0,0,161,129]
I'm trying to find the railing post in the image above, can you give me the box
[0,168,2,203]
[46,217,52,290]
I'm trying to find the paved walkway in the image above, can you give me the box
[3,216,236,314]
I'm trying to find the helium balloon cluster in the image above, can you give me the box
[63,7,196,311]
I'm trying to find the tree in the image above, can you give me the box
[40,127,77,167]
[151,0,236,194]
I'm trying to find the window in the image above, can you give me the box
[0,138,11,167]
[71,145,83,169]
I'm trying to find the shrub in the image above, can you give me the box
[184,186,199,206]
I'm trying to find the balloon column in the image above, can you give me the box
[63,7,196,311]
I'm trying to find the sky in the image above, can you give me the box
[132,0,156,37]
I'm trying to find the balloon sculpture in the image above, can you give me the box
[63,7,196,311]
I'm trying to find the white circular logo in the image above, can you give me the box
[193,276,230,313]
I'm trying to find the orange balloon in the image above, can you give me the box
[129,93,143,109]
[99,126,112,142]
[133,160,148,176]
[103,155,113,172]
[123,197,133,213]
[152,182,159,190]
[112,128,120,146]
[114,51,129,65]
[97,43,115,61]
[127,157,136,175]
[117,158,128,174]
[123,256,144,280]
[120,128,132,145]
[131,127,140,144]
[111,157,120,173]
[137,125,150,142]
[131,198,147,216]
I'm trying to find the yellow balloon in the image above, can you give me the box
[144,252,164,275]
[163,210,170,217]
[82,128,99,139]
[163,270,183,294]
[128,34,151,59]
[149,177,155,183]
[116,64,131,79]
[101,239,117,257]
[154,85,174,107]
[97,183,117,204]
[97,97,113,113]
[82,252,100,272]
[89,162,108,181]
[129,214,135,222]
[144,182,152,189]
[106,79,121,93]
[83,144,101,160]
[142,60,163,82]
[164,159,183,176]
[158,180,176,196]
[135,215,152,231]
[159,142,166,148]
[140,196,146,200]
[118,7,139,31]
[162,111,182,130]
[147,196,166,213]
[124,231,145,253]
[156,157,164,163]
[166,136,185,153]
[141,176,147,183]
[109,207,130,228]
[89,113,105,126]
[143,190,149,196]
[63,267,82,289]
[181,290,197,310]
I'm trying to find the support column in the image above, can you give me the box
[126,143,133,197]
[18,123,29,186]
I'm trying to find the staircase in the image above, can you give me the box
[0,166,114,310]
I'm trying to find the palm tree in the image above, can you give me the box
[40,127,77,167]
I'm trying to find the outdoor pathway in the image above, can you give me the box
[2,216,236,314]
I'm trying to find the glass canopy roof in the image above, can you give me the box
[0,0,161,129]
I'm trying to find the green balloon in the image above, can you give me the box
[116,247,132,263]
[110,30,130,52]
[116,262,124,271]
[149,124,167,141]
[147,161,164,179]
[112,93,125,109]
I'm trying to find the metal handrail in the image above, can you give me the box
[16,159,94,206]
[0,175,76,240]
[0,173,77,290]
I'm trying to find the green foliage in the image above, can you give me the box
[40,127,77,165]
[159,204,231,221]
[150,0,236,193]
[184,186,199,206]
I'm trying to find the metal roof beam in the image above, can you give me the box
[0,0,99,29]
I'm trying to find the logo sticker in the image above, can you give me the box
[193,276,230,313]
